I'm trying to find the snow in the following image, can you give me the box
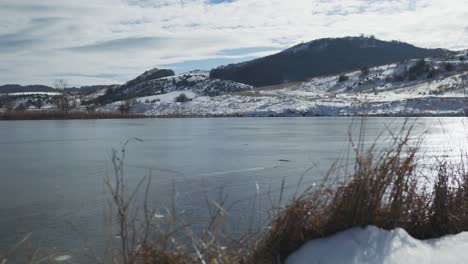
[94,50,468,117]
[53,255,72,262]
[286,226,468,264]
[136,90,196,103]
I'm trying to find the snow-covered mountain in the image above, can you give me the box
[98,50,467,117]
[210,36,447,87]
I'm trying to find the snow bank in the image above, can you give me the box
[286,226,468,264]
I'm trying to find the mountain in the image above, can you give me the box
[0,84,55,94]
[209,36,448,87]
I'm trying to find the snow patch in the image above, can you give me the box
[137,90,196,103]
[287,226,468,264]
[53,255,72,262]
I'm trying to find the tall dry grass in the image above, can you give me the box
[101,122,468,264]
[252,124,468,263]
[0,111,145,120]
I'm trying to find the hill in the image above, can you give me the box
[92,70,252,105]
[209,36,448,87]
[0,84,55,94]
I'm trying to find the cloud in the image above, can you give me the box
[0,33,41,52]
[66,37,167,53]
[217,46,280,56]
[0,0,466,86]
[54,72,123,79]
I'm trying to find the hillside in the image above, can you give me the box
[210,36,448,87]
[93,70,253,105]
[98,50,467,117]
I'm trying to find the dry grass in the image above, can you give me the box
[252,126,468,263]
[101,122,468,264]
[0,111,146,120]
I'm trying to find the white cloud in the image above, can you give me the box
[0,0,466,86]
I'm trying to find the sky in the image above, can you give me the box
[0,0,467,86]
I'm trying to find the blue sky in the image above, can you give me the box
[163,46,279,73]
[0,0,467,86]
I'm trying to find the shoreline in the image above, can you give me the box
[0,112,146,120]
[0,111,466,120]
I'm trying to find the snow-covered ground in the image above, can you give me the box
[136,90,197,103]
[94,51,467,117]
[287,226,468,264]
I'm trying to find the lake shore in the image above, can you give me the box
[0,110,466,120]
[0,111,146,120]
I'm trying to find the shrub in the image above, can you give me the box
[408,59,429,80]
[85,104,96,113]
[118,100,132,114]
[427,68,438,79]
[338,75,349,82]
[392,72,406,82]
[443,62,454,72]
[360,67,370,77]
[14,103,27,112]
[105,87,114,95]
[174,93,192,103]
[55,95,71,113]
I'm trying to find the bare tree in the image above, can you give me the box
[85,104,96,114]
[71,98,79,109]
[36,98,43,109]
[118,100,134,114]
[54,79,68,90]
[54,79,71,113]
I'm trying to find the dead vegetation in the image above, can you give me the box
[253,127,468,263]
[0,111,146,120]
[99,121,468,264]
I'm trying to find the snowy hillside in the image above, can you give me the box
[98,51,467,117]
[287,226,468,264]
[209,36,447,87]
[94,70,253,105]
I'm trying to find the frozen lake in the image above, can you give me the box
[0,117,466,260]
